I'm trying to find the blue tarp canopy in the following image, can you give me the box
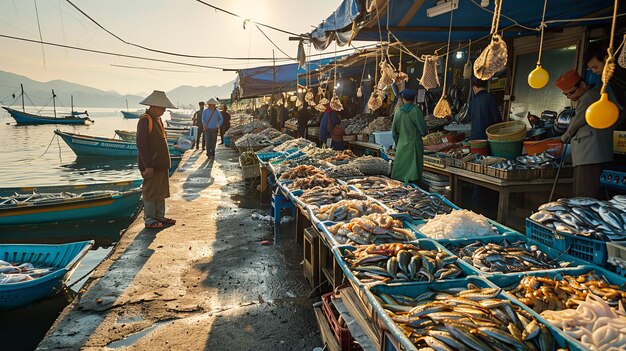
[309,0,618,44]
[234,57,339,98]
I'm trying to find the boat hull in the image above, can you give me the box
[165,119,192,127]
[0,179,143,197]
[121,111,141,119]
[0,241,93,309]
[55,130,138,157]
[2,106,91,125]
[114,129,136,142]
[0,189,142,226]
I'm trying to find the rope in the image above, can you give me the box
[442,8,455,92]
[468,0,537,32]
[491,0,503,36]
[600,0,619,95]
[537,0,548,65]
[39,133,56,157]
[359,56,369,85]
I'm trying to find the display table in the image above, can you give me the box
[424,164,573,226]
[347,141,381,157]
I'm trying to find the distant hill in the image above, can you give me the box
[0,70,234,109]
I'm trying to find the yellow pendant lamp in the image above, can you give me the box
[528,0,549,89]
[586,0,620,129]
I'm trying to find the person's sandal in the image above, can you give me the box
[145,222,164,229]
[160,218,176,226]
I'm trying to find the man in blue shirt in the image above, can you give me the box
[202,98,223,159]
[468,76,502,140]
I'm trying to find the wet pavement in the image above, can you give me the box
[37,145,321,350]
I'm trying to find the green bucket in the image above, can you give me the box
[488,139,523,159]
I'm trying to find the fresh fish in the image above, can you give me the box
[599,206,624,231]
[564,197,601,206]
[538,202,569,212]
[529,210,557,224]
[386,257,398,279]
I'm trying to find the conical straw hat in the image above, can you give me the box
[206,98,219,105]
[139,90,176,109]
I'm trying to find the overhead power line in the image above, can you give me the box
[110,64,208,73]
[255,24,294,60]
[63,0,293,61]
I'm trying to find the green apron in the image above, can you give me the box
[391,103,427,183]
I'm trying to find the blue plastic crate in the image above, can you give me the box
[255,151,284,163]
[525,218,608,267]
[223,136,231,147]
[314,219,418,248]
[366,276,576,351]
[437,233,589,276]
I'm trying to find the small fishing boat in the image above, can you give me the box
[121,111,142,119]
[169,111,192,121]
[114,129,136,142]
[169,155,182,176]
[0,240,94,309]
[0,179,142,197]
[2,86,93,125]
[0,188,142,226]
[55,130,138,157]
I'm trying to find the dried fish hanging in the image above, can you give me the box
[474,0,507,80]
[463,39,473,79]
[618,35,626,68]
[433,9,454,119]
[330,43,344,111]
[368,50,383,111]
[377,44,395,89]
[586,0,620,129]
[394,49,409,83]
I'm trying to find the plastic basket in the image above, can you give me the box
[255,151,283,163]
[488,139,524,159]
[223,136,231,147]
[525,218,608,266]
[486,121,527,141]
[321,292,353,351]
[367,277,575,351]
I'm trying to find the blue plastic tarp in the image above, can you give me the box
[311,0,361,39]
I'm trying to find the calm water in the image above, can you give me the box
[0,107,190,350]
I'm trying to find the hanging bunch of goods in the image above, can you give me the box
[433,9,455,118]
[367,89,383,111]
[619,35,626,68]
[528,0,550,89]
[330,93,343,111]
[295,98,303,108]
[463,40,473,79]
[419,55,440,90]
[378,59,395,88]
[394,50,408,83]
[474,0,507,80]
[586,0,620,129]
[356,87,363,98]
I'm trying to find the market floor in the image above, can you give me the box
[37,145,321,351]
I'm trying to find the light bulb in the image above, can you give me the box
[368,74,372,79]
[456,51,463,59]
[528,64,549,89]
[586,93,619,129]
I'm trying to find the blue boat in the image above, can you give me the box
[56,130,184,158]
[0,240,93,309]
[0,188,142,226]
[121,111,141,119]
[0,179,143,197]
[2,106,93,126]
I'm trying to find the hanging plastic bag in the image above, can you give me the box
[356,86,363,98]
[419,56,440,90]
[434,95,451,118]
[618,35,626,68]
[474,34,508,80]
[378,60,395,88]
[330,94,343,111]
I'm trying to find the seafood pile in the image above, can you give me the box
[348,156,391,176]
[261,127,284,140]
[377,189,454,220]
[324,164,364,178]
[289,174,337,190]
[224,120,266,138]
[327,214,416,245]
[360,116,393,135]
[446,240,565,274]
[347,176,404,193]
[313,199,387,222]
[419,210,497,239]
[279,165,324,180]
[274,138,315,152]
[377,284,557,351]
[0,260,56,284]
[490,152,562,171]
[529,195,626,240]
[269,134,293,145]
[239,151,258,166]
[507,272,626,313]
[343,243,462,284]
[234,133,272,148]
[298,185,366,207]
[324,150,356,165]
[424,114,451,130]
[344,114,377,135]
[302,146,336,161]
[541,294,626,350]
[423,131,445,146]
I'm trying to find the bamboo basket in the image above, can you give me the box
[486,121,527,141]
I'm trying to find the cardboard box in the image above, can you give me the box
[615,131,626,155]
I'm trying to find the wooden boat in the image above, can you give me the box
[2,86,93,125]
[114,129,136,142]
[55,130,137,157]
[0,240,94,309]
[169,155,182,176]
[0,179,142,197]
[169,111,192,121]
[0,188,142,226]
[165,119,192,127]
[121,111,142,119]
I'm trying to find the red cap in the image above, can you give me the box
[555,69,581,92]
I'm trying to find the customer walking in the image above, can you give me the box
[391,89,427,183]
[556,69,617,199]
[220,104,231,145]
[192,101,205,150]
[202,98,223,158]
[136,90,177,229]
[296,101,311,138]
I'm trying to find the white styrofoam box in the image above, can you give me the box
[373,131,394,148]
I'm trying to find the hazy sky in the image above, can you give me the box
[0,0,357,95]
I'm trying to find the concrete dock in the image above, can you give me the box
[37,145,321,350]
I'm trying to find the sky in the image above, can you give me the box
[0,0,361,95]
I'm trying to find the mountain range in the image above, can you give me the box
[0,70,234,109]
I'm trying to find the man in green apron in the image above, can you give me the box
[391,89,427,183]
[136,90,177,229]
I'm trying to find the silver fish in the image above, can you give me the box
[599,206,625,231]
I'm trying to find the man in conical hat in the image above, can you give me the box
[202,97,223,159]
[136,90,177,229]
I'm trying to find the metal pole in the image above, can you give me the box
[52,89,56,118]
[20,84,24,112]
[549,143,568,203]
[272,49,276,106]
